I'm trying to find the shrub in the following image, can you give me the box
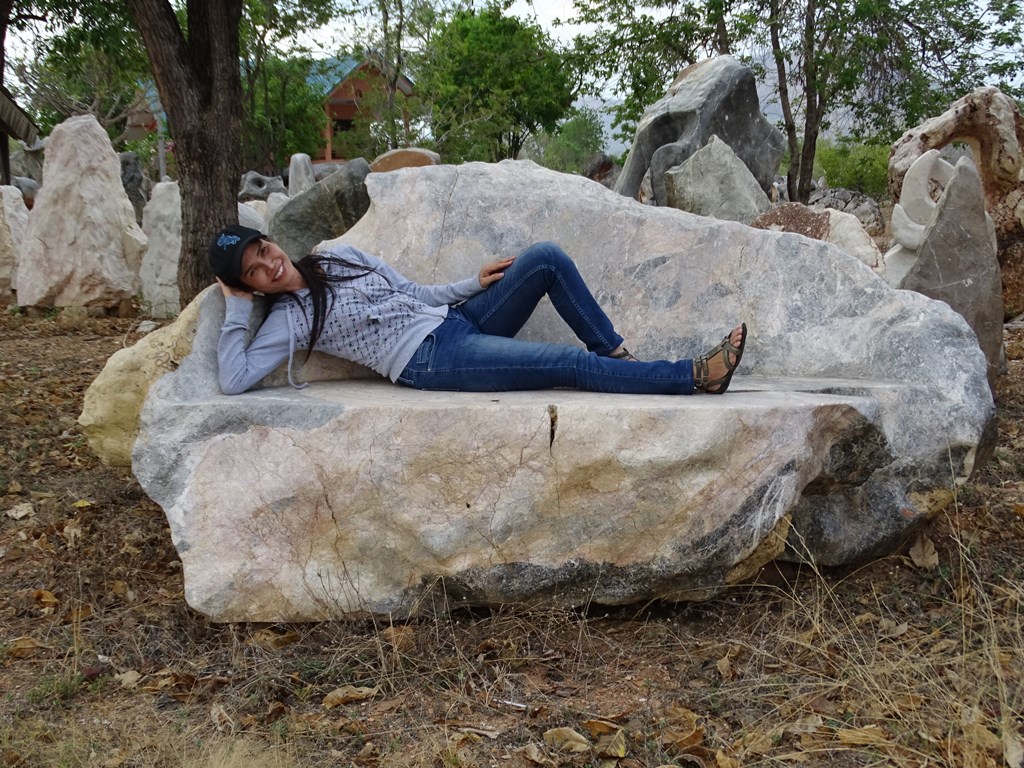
[816,141,890,199]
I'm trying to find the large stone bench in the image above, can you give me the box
[115,161,994,621]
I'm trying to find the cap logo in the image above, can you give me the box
[217,233,241,250]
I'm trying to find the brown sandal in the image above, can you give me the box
[609,348,640,362]
[694,324,747,394]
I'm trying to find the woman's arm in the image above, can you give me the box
[216,291,292,395]
[332,246,507,305]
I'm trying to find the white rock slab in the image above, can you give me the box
[131,161,994,622]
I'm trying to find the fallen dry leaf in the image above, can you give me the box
[62,518,83,548]
[210,702,234,731]
[1005,731,1024,768]
[380,625,415,653]
[4,502,34,520]
[909,534,939,569]
[582,718,621,736]
[115,670,141,689]
[878,619,909,639]
[519,742,554,767]
[595,729,627,758]
[248,627,301,650]
[715,750,741,768]
[543,727,591,753]
[837,725,889,746]
[323,685,379,708]
[33,589,59,608]
[4,637,50,659]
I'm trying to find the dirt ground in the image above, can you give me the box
[1,310,1022,768]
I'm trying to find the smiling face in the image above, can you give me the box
[239,239,307,294]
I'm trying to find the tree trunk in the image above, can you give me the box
[768,0,800,202]
[796,0,818,203]
[126,0,243,307]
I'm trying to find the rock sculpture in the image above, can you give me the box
[17,115,146,310]
[898,157,1003,389]
[288,153,316,196]
[13,176,38,209]
[140,181,183,318]
[750,203,882,271]
[370,148,441,173]
[889,86,1024,317]
[665,135,770,223]
[116,161,993,622]
[616,56,786,206]
[10,138,44,183]
[267,159,370,259]
[238,171,286,202]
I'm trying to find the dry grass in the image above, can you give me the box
[1,312,1022,767]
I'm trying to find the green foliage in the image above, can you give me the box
[521,106,607,173]
[815,141,890,199]
[9,1,153,142]
[239,0,342,171]
[418,6,575,162]
[241,55,328,172]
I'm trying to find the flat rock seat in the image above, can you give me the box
[114,161,994,622]
[132,375,945,621]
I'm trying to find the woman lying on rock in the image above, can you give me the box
[209,225,747,396]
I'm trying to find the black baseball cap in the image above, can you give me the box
[208,225,265,289]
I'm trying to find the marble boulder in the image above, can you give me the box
[127,161,994,622]
[17,115,145,309]
[616,55,786,206]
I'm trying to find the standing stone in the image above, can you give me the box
[0,203,15,304]
[616,56,785,206]
[18,115,146,309]
[10,139,44,183]
[288,153,316,196]
[583,153,620,189]
[140,181,183,318]
[899,157,1003,389]
[267,159,371,259]
[120,151,152,225]
[1,186,29,298]
[13,177,38,209]
[237,201,265,231]
[665,135,771,223]
[264,192,289,225]
[238,171,286,201]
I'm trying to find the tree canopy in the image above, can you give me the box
[417,6,574,162]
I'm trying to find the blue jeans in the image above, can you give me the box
[396,242,695,394]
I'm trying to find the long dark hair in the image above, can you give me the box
[272,252,377,363]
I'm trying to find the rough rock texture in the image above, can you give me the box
[17,115,146,309]
[807,187,885,236]
[13,177,38,209]
[750,203,883,270]
[267,159,371,259]
[665,135,770,223]
[889,86,1024,317]
[238,171,286,202]
[884,150,954,286]
[237,201,265,231]
[120,151,152,225]
[10,140,44,183]
[0,200,15,303]
[616,56,785,206]
[582,153,620,189]
[370,148,440,173]
[288,153,316,196]
[0,186,28,300]
[124,161,994,622]
[80,295,206,466]
[139,181,183,318]
[899,158,1003,389]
